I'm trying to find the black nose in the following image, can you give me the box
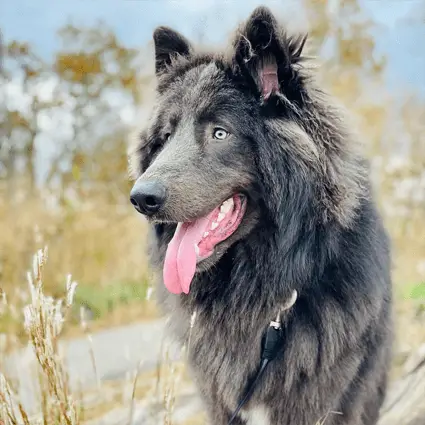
[130,180,167,216]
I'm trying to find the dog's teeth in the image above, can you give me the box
[220,198,234,214]
[203,231,209,238]
[194,244,200,255]
[217,212,225,222]
[211,222,219,230]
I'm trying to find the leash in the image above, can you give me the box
[227,290,298,425]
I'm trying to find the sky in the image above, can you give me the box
[1,0,424,95]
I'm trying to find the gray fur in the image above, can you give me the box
[129,6,392,425]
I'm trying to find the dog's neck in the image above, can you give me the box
[184,220,327,311]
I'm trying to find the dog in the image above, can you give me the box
[128,6,393,425]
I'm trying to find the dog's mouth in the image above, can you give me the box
[163,194,247,295]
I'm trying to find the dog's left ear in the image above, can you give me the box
[153,26,192,75]
[232,6,307,101]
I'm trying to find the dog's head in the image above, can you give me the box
[129,6,365,295]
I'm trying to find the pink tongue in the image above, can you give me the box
[163,214,214,295]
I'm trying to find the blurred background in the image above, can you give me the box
[0,0,424,424]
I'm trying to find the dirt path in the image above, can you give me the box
[4,318,185,416]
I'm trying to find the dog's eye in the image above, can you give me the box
[164,133,171,141]
[213,128,229,140]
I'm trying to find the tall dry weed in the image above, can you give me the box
[1,247,79,424]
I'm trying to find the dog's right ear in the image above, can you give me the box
[153,26,192,75]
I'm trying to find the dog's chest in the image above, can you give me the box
[240,406,271,425]
[185,307,266,406]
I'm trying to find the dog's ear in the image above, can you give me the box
[153,26,192,75]
[232,6,307,101]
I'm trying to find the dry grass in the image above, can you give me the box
[1,248,80,424]
[0,247,192,425]
[0,185,158,345]
[0,255,145,425]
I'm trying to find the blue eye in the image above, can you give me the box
[213,128,229,140]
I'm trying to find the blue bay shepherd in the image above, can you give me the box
[129,6,393,425]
